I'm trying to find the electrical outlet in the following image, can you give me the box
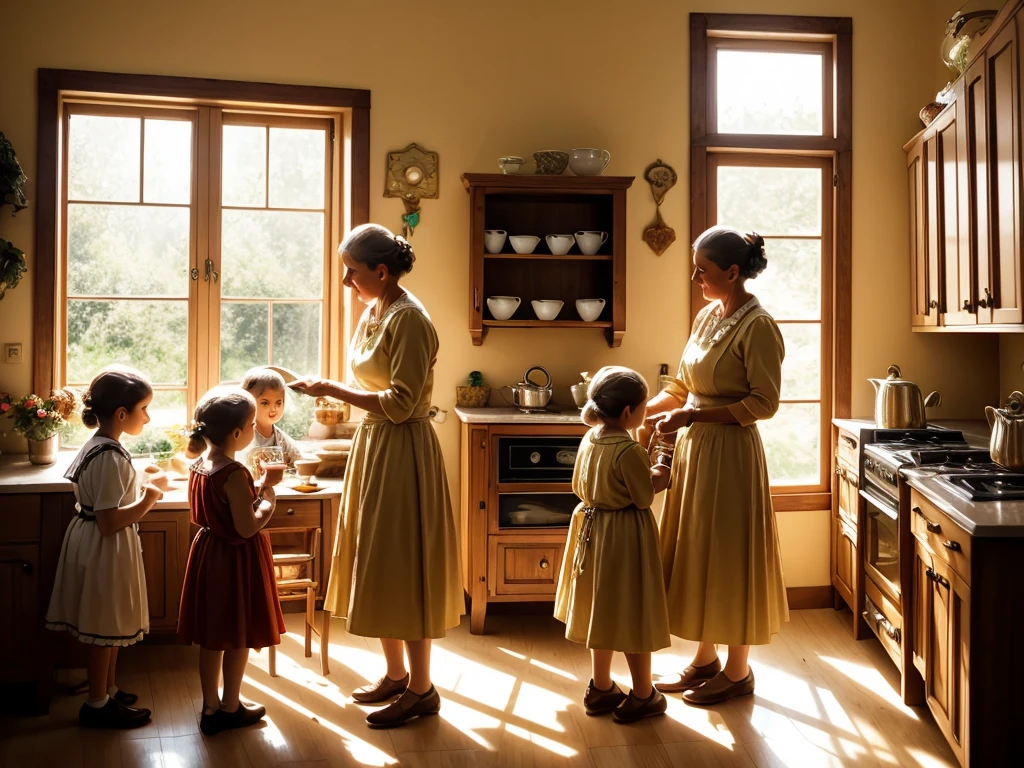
[3,343,22,364]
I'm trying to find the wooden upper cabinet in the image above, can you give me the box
[938,88,976,326]
[906,6,1024,331]
[908,137,938,326]
[986,19,1023,324]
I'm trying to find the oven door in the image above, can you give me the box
[860,486,901,603]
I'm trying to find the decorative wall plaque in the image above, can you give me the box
[642,159,677,256]
[384,143,439,237]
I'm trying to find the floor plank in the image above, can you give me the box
[0,609,960,768]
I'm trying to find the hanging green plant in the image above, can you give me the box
[0,239,27,300]
[0,132,28,214]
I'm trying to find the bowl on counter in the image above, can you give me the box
[569,148,611,176]
[533,150,569,175]
[545,234,574,256]
[294,457,320,478]
[510,235,540,254]
[575,298,606,322]
[531,299,563,321]
[487,295,521,320]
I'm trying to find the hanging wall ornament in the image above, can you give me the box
[642,158,677,256]
[384,142,439,238]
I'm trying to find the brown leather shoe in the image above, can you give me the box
[365,685,441,728]
[683,669,755,706]
[583,679,628,716]
[654,658,722,693]
[351,673,409,704]
[612,689,668,723]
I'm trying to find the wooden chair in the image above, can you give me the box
[265,526,331,677]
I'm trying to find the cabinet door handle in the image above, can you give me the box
[835,466,844,476]
[962,299,973,312]
[978,287,993,309]
[928,299,938,310]
[539,558,550,570]
[0,559,33,575]
[841,435,857,449]
[926,567,950,589]
[942,539,961,553]
[474,287,480,312]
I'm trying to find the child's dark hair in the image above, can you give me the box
[81,367,153,428]
[241,367,287,397]
[187,386,256,456]
[582,366,649,427]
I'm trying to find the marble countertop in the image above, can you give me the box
[0,451,343,508]
[455,407,586,425]
[903,468,1024,537]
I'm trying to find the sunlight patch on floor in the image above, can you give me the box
[435,697,500,750]
[511,681,573,733]
[662,695,739,747]
[818,654,919,717]
[243,675,398,765]
[529,657,578,682]
[506,722,579,757]
[498,646,528,660]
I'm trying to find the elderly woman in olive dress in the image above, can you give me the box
[644,225,788,705]
[293,224,463,728]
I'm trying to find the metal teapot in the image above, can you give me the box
[868,364,942,429]
[501,366,553,410]
[986,391,1024,471]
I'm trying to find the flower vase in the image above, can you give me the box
[27,435,59,465]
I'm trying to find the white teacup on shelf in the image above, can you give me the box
[576,298,606,322]
[545,234,574,256]
[484,229,507,254]
[574,230,608,255]
[531,299,563,321]
[487,295,521,320]
[510,235,540,254]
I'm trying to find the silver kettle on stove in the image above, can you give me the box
[986,391,1024,472]
[868,364,941,429]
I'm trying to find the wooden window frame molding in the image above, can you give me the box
[34,68,371,396]
[690,14,852,512]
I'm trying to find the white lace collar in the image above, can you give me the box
[692,296,761,351]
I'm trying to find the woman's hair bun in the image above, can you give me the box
[742,231,768,279]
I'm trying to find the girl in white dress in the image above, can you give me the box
[45,367,163,729]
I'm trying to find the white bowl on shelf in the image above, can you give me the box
[487,296,521,320]
[484,229,507,254]
[576,298,606,322]
[574,230,608,256]
[510,235,540,254]
[531,299,563,321]
[545,234,574,256]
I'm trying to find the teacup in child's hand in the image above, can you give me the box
[260,462,287,488]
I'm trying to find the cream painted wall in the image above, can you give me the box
[0,0,1003,588]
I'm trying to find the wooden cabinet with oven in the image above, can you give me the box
[909,488,1024,767]
[830,424,869,639]
[459,414,588,634]
[461,173,633,348]
[904,2,1024,331]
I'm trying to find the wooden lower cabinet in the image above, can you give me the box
[460,419,588,634]
[832,515,856,608]
[830,425,867,639]
[137,511,191,631]
[910,489,1021,767]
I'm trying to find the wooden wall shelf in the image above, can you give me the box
[463,173,633,348]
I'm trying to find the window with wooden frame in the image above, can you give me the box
[34,71,369,447]
[690,15,852,511]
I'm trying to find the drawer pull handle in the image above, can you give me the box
[841,435,857,449]
[926,567,950,589]
[0,559,33,575]
[926,521,941,534]
[539,558,549,570]
[287,508,295,516]
[942,540,962,553]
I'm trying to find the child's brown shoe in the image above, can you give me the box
[583,679,627,716]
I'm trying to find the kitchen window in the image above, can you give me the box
[690,15,852,509]
[33,71,370,445]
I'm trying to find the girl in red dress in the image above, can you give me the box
[177,387,286,736]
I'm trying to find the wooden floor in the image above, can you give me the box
[0,608,958,768]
